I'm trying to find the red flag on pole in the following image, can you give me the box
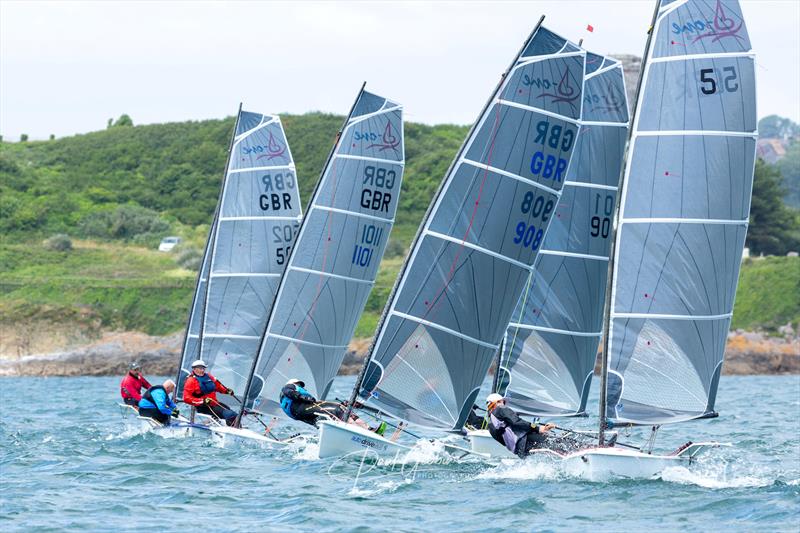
[586,24,594,32]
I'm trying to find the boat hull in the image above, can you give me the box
[467,429,518,458]
[318,420,409,459]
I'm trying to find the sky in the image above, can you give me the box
[1,0,798,140]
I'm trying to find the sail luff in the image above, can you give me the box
[598,2,661,445]
[174,104,242,400]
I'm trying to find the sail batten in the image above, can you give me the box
[352,24,587,430]
[604,0,756,426]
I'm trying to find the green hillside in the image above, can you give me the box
[1,114,799,349]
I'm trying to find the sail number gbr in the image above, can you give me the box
[512,191,555,252]
[361,165,396,213]
[259,172,295,212]
[530,121,576,183]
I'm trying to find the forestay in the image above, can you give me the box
[176,111,303,398]
[356,26,587,430]
[605,0,757,425]
[497,53,630,417]
[243,89,404,414]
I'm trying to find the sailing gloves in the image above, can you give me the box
[171,408,180,418]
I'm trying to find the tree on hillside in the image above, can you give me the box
[110,114,134,128]
[758,115,800,140]
[747,159,800,255]
[776,140,800,208]
[20,134,28,142]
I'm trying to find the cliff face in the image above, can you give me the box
[1,331,796,377]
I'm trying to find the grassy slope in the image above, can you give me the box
[731,256,800,332]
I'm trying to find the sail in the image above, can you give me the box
[177,111,303,398]
[605,0,756,425]
[356,26,587,430]
[497,53,630,417]
[244,90,405,414]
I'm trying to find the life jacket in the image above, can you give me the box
[195,373,217,394]
[489,411,520,454]
[280,384,311,418]
[141,385,166,410]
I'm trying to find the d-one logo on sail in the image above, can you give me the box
[523,69,579,112]
[670,0,744,44]
[242,131,287,160]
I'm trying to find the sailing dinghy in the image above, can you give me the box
[481,0,758,479]
[318,21,588,459]
[169,107,304,445]
[237,87,405,431]
[469,49,631,456]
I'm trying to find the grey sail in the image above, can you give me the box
[355,26,587,431]
[177,111,303,398]
[605,0,757,425]
[497,53,630,417]
[243,89,404,414]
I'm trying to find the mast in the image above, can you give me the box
[598,1,660,445]
[237,83,367,424]
[344,16,546,423]
[173,103,242,401]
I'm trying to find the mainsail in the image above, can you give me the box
[241,88,405,414]
[351,24,587,430]
[602,0,757,426]
[175,110,303,397]
[496,52,630,417]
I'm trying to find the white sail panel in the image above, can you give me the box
[176,112,303,399]
[358,26,587,430]
[606,0,757,425]
[244,90,405,413]
[498,53,630,417]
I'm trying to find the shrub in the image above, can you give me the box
[174,243,202,271]
[43,234,72,251]
[384,238,406,258]
[78,204,171,241]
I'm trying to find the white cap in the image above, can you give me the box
[486,393,504,406]
[287,378,304,386]
[191,359,207,368]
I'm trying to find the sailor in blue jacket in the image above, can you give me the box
[138,379,179,425]
[279,378,380,433]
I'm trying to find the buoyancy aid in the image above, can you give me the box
[195,373,217,394]
[280,384,312,418]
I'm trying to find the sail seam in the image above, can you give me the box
[218,216,300,222]
[635,130,757,138]
[538,249,609,261]
[202,334,261,339]
[611,312,733,320]
[228,164,294,174]
[391,311,498,350]
[649,51,755,64]
[267,333,349,350]
[335,153,406,166]
[508,322,602,337]
[209,273,281,278]
[460,158,561,196]
[564,181,617,191]
[621,217,747,225]
[496,98,581,125]
[288,265,375,285]
[425,230,534,272]
[311,204,395,224]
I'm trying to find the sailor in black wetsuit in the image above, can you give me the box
[485,393,556,458]
[278,379,384,434]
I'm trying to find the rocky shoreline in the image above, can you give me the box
[0,330,797,377]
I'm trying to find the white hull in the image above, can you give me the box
[208,424,304,447]
[467,427,721,479]
[318,420,409,459]
[467,429,518,458]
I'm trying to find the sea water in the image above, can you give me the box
[1,375,798,532]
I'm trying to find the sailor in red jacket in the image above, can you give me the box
[182,359,237,426]
[120,362,152,408]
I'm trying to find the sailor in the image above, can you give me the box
[182,360,237,426]
[138,380,179,425]
[485,393,556,458]
[119,361,152,408]
[279,378,384,434]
